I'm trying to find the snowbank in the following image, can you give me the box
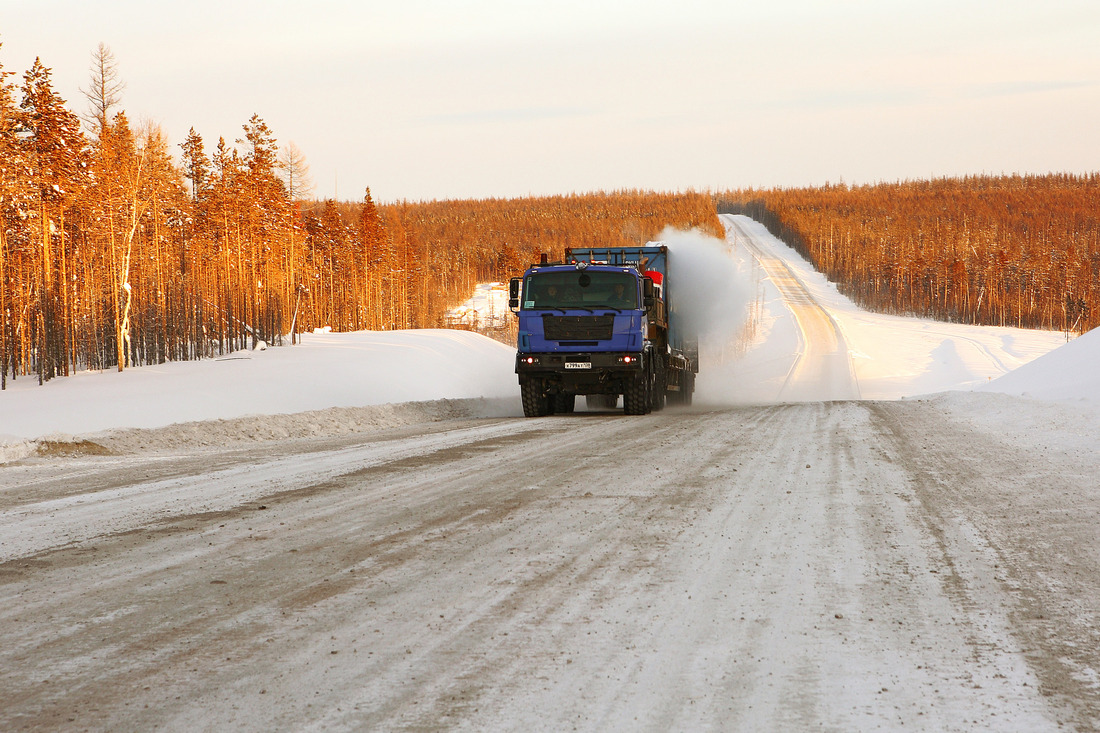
[980,326,1100,403]
[0,329,520,453]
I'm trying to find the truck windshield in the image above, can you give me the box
[523,271,638,310]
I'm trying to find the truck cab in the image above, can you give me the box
[510,246,695,417]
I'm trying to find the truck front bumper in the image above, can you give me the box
[516,352,644,393]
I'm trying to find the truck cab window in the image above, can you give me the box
[524,272,637,310]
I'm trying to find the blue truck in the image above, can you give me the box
[508,245,698,417]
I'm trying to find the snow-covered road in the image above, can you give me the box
[2,217,1099,731]
[3,400,1099,730]
[725,215,861,401]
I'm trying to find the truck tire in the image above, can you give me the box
[623,374,648,415]
[652,362,667,412]
[553,393,576,413]
[521,378,552,417]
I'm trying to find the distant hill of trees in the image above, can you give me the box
[717,174,1100,334]
[330,192,723,337]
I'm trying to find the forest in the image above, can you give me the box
[3,45,1098,390]
[718,174,1100,334]
[0,47,721,388]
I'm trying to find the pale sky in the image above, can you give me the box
[2,0,1098,203]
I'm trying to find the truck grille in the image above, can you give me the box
[542,314,614,341]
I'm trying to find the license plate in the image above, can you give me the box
[564,361,592,370]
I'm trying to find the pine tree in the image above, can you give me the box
[134,121,187,365]
[359,187,385,329]
[19,57,89,381]
[239,114,288,345]
[0,47,25,388]
[180,127,210,200]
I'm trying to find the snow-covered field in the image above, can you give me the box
[4,216,1100,731]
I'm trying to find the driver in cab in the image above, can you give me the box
[607,282,634,308]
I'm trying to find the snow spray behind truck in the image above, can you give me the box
[509,245,698,417]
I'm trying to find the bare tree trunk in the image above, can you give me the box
[40,198,52,383]
[0,224,6,390]
[59,207,71,376]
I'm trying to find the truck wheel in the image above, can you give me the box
[553,393,576,413]
[521,378,552,417]
[623,375,648,415]
[644,365,655,414]
[652,366,667,412]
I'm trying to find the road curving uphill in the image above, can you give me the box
[723,214,861,402]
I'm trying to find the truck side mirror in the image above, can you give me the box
[509,277,521,310]
[643,277,655,307]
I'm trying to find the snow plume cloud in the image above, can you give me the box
[661,227,754,373]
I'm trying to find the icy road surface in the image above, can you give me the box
[3,403,1099,731]
[2,217,1097,731]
